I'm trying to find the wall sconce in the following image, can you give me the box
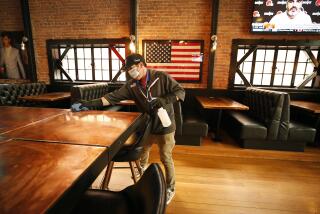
[211,35,217,52]
[129,35,136,53]
[21,36,28,50]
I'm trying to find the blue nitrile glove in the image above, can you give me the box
[71,99,103,112]
[71,103,89,112]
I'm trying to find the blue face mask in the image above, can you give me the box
[128,67,140,79]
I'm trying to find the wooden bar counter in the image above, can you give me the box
[0,139,107,213]
[0,109,143,213]
[4,111,142,148]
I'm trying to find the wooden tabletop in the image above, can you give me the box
[0,106,68,135]
[0,108,143,213]
[18,92,71,102]
[0,139,107,213]
[290,100,320,114]
[4,111,142,147]
[196,96,249,110]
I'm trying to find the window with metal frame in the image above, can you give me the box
[230,39,320,89]
[47,39,128,83]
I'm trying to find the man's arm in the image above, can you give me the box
[82,97,110,107]
[164,71,185,102]
[71,84,131,111]
[103,83,132,105]
[150,72,185,109]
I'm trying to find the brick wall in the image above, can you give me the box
[28,0,130,82]
[138,0,212,89]
[2,0,319,88]
[0,0,23,31]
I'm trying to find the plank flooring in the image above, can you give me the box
[92,133,320,214]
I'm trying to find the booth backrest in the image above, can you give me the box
[0,82,46,106]
[70,83,109,110]
[278,93,290,141]
[71,83,109,103]
[245,87,289,140]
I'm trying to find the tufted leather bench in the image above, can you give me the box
[0,82,47,106]
[225,87,316,151]
[70,83,122,111]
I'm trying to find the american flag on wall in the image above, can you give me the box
[143,40,203,82]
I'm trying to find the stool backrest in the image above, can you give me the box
[71,163,166,214]
[123,163,166,214]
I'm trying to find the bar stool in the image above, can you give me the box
[100,115,152,190]
[72,163,166,214]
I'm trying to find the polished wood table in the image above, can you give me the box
[18,92,71,102]
[196,96,249,141]
[290,100,320,114]
[0,106,68,135]
[0,109,143,213]
[196,96,249,110]
[4,111,142,148]
[0,139,107,213]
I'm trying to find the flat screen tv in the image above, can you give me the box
[251,0,320,33]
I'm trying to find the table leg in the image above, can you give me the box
[211,109,223,142]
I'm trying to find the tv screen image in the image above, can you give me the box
[252,0,320,33]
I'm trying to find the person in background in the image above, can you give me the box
[71,53,185,205]
[268,0,312,30]
[0,32,26,79]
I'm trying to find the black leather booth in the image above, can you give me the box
[225,87,316,151]
[0,82,46,106]
[174,101,208,146]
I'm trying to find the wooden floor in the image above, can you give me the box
[93,133,320,214]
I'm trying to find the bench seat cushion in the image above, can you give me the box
[227,111,267,140]
[182,115,208,137]
[288,121,316,143]
[71,83,109,103]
